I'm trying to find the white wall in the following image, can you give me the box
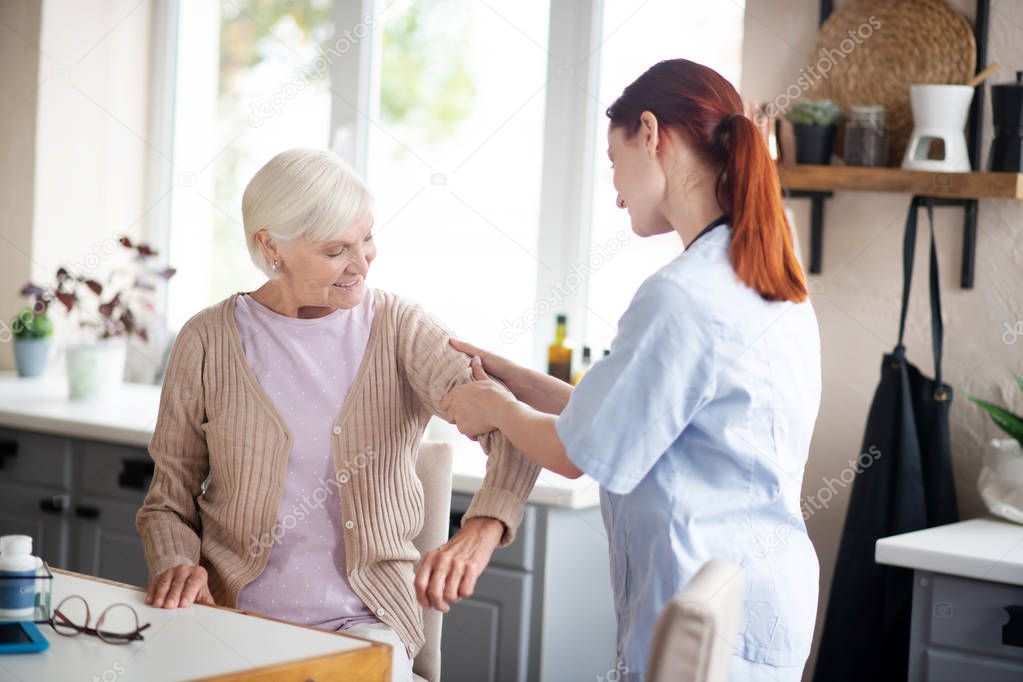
[1,0,157,375]
[740,1,1023,678]
[0,1,43,366]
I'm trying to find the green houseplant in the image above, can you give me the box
[785,99,844,165]
[969,375,1023,448]
[10,304,55,378]
[970,376,1023,524]
[20,237,175,400]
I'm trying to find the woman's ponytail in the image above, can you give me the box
[717,114,808,302]
[607,59,808,303]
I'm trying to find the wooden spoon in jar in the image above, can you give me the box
[966,63,1000,88]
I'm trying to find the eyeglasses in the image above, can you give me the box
[48,595,151,644]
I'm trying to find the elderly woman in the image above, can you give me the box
[136,148,540,681]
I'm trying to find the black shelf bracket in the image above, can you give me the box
[787,0,989,289]
[786,190,832,275]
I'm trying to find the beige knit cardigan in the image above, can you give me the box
[135,289,541,655]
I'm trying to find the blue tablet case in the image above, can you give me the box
[0,622,49,654]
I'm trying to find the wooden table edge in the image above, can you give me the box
[48,567,394,682]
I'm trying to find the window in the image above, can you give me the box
[167,0,334,329]
[582,0,746,354]
[159,0,745,368]
[365,0,550,366]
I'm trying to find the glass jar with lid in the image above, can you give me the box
[843,105,888,166]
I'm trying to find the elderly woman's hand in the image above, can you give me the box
[145,564,217,609]
[414,517,504,612]
[440,357,516,438]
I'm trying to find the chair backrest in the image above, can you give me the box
[412,440,454,682]
[646,559,745,682]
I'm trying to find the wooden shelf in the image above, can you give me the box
[778,164,1023,201]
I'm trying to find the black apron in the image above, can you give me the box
[813,196,959,682]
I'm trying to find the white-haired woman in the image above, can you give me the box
[136,148,540,681]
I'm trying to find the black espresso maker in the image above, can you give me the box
[989,71,1023,172]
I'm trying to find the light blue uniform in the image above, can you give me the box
[557,223,821,681]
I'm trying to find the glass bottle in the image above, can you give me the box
[547,315,572,383]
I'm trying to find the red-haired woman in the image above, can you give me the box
[428,59,821,680]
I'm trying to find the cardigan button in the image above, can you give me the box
[345,520,354,530]
[332,425,342,435]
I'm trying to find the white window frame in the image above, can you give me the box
[149,0,607,370]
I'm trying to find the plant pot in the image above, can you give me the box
[978,439,1023,525]
[793,124,838,165]
[66,338,126,401]
[13,338,52,378]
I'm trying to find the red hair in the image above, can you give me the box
[607,59,807,303]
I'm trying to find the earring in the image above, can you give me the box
[272,259,280,270]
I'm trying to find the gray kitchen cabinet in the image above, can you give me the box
[0,428,73,567]
[71,495,151,588]
[0,482,70,568]
[0,429,150,585]
[877,519,1023,682]
[0,428,73,489]
[908,570,1023,681]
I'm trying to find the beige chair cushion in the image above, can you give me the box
[411,441,454,682]
[646,559,745,682]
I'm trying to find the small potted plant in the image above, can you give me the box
[785,99,844,165]
[20,237,175,400]
[970,376,1023,524]
[10,303,54,378]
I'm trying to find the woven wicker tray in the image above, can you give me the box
[810,0,976,166]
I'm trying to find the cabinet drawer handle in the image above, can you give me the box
[74,505,100,520]
[0,439,18,469]
[117,458,155,491]
[39,496,69,514]
[1004,605,1023,648]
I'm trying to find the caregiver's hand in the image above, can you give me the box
[414,517,503,612]
[145,564,217,609]
[441,357,515,438]
[451,338,573,416]
[449,338,517,385]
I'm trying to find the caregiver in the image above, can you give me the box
[434,59,821,681]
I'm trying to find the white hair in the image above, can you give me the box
[242,148,372,279]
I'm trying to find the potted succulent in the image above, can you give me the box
[785,99,844,165]
[10,303,54,378]
[20,237,175,400]
[970,376,1023,524]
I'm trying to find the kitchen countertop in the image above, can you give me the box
[0,371,599,509]
[0,568,388,682]
[875,517,1023,586]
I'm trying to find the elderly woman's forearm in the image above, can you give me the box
[493,401,582,478]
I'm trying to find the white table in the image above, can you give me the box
[0,569,389,682]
